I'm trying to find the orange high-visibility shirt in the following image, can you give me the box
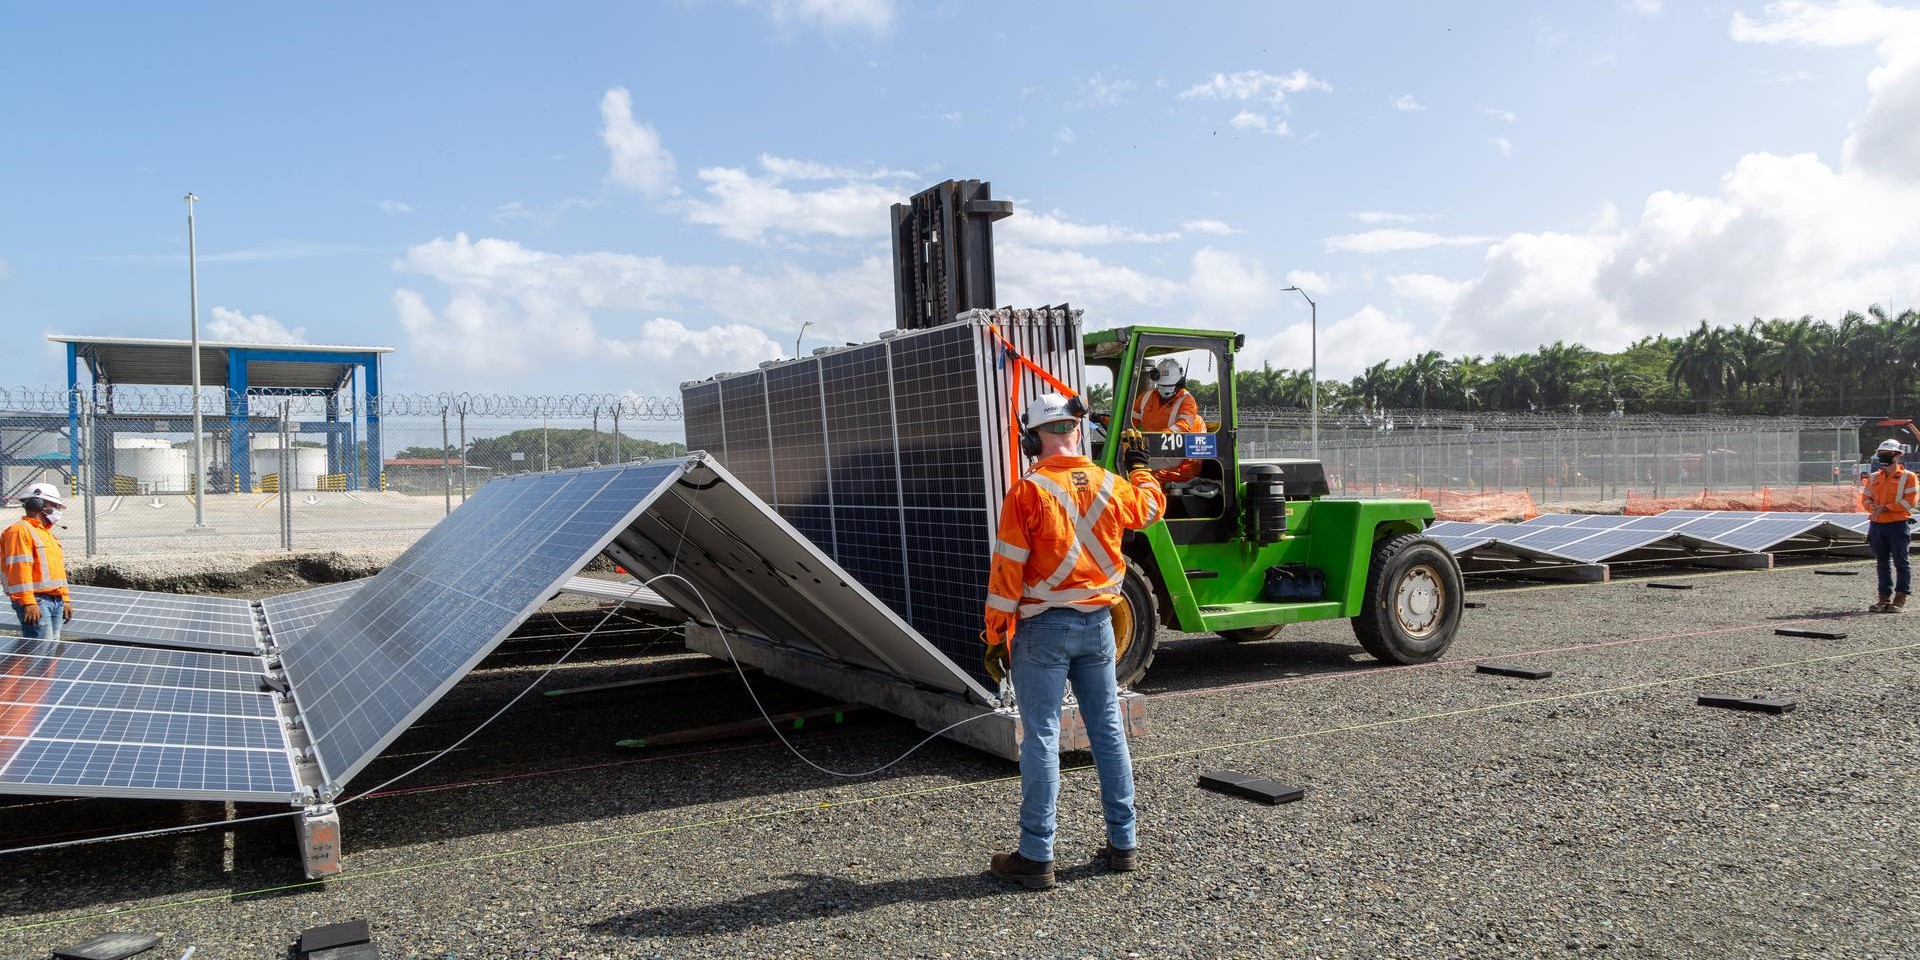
[984,455,1166,633]
[1862,464,1918,523]
[1130,388,1205,484]
[1130,388,1204,433]
[1,517,68,608]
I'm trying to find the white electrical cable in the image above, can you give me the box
[647,572,992,779]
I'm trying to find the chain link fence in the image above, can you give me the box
[0,385,1873,558]
[1238,408,1865,507]
[0,386,682,558]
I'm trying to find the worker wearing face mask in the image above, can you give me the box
[1862,439,1916,613]
[3,483,74,639]
[1129,358,1206,484]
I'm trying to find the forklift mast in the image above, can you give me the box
[891,179,1015,330]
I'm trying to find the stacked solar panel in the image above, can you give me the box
[681,309,1084,678]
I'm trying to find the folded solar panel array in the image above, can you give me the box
[681,309,1084,680]
[1428,508,1891,570]
[6,456,990,809]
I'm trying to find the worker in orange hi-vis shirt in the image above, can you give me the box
[981,392,1165,891]
[3,482,72,640]
[1128,358,1205,484]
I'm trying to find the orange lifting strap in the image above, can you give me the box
[985,322,1080,489]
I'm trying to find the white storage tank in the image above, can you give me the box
[250,436,329,491]
[112,437,191,493]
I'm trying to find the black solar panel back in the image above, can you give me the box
[682,309,1083,681]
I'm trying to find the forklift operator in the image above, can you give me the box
[982,392,1165,890]
[1129,357,1205,485]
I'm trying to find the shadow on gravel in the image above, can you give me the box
[586,866,1075,938]
[1134,636,1380,696]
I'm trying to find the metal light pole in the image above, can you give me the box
[795,320,814,357]
[1282,285,1318,460]
[185,193,207,528]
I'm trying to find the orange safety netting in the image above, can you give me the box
[1623,486,1863,515]
[1364,487,1541,522]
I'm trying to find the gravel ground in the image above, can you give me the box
[3,561,1917,958]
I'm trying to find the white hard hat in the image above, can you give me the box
[1021,392,1083,432]
[22,482,66,508]
[1154,358,1184,383]
[1878,439,1904,454]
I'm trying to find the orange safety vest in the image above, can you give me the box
[1862,463,1918,523]
[1130,388,1204,433]
[1130,388,1206,484]
[985,455,1166,630]
[2,516,68,608]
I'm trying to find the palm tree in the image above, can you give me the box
[1351,361,1395,410]
[1399,351,1452,411]
[1667,320,1736,413]
[1760,315,1820,415]
[1532,341,1589,407]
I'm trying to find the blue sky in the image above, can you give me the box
[5,0,1918,395]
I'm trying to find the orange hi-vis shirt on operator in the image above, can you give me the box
[2,515,69,610]
[983,454,1167,642]
[1131,388,1205,485]
[1130,388,1203,433]
[1862,463,1918,523]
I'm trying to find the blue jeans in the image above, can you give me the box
[1011,607,1136,862]
[1868,521,1912,597]
[11,597,63,641]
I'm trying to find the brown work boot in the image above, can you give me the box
[989,851,1056,890]
[1891,593,1909,613]
[1870,594,1891,613]
[1100,843,1139,873]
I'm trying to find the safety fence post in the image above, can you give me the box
[458,402,469,504]
[81,394,97,558]
[441,404,452,517]
[280,403,294,552]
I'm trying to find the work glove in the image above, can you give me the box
[1119,428,1150,472]
[982,640,1010,684]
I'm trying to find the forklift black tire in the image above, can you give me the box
[1352,533,1462,665]
[1218,624,1284,642]
[1112,566,1160,687]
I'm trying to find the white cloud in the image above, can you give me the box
[766,0,893,33]
[1415,1,1920,358]
[683,159,903,242]
[1352,211,1439,225]
[1324,229,1495,253]
[600,87,677,196]
[1284,270,1331,295]
[1732,0,1920,178]
[1001,210,1179,246]
[942,111,964,126]
[1592,50,1619,67]
[1387,273,1469,310]
[1181,219,1239,236]
[1181,69,1332,106]
[1075,72,1135,108]
[1229,110,1290,136]
[1055,126,1077,145]
[756,155,912,181]
[492,201,535,222]
[376,199,415,215]
[206,307,307,344]
[1240,305,1431,380]
[391,233,890,389]
[1188,248,1275,322]
[1489,136,1515,156]
[1478,105,1519,124]
[1627,0,1662,15]
[1392,94,1426,111]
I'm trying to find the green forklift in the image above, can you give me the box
[894,180,1464,685]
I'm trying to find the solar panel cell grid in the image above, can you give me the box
[277,461,685,791]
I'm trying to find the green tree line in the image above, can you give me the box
[396,427,686,472]
[1199,306,1920,417]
